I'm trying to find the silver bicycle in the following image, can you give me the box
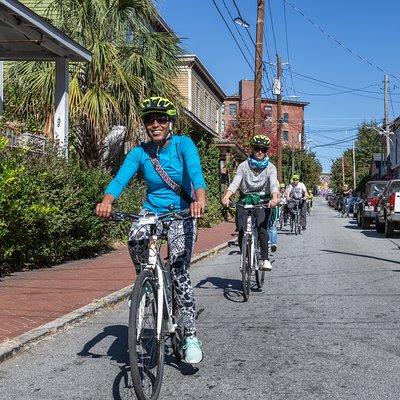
[110,209,192,400]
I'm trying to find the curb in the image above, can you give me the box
[0,240,230,364]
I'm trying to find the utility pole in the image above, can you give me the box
[253,0,265,137]
[291,138,295,177]
[276,55,283,182]
[341,156,345,187]
[352,139,356,190]
[383,74,391,176]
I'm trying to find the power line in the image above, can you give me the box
[389,85,396,118]
[311,136,358,149]
[267,0,278,56]
[288,69,400,103]
[211,0,254,74]
[220,0,254,62]
[230,0,273,94]
[282,0,399,80]
[296,84,378,97]
[282,0,296,96]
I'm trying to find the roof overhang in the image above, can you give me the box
[178,54,226,102]
[184,108,218,138]
[0,0,91,61]
[214,139,247,160]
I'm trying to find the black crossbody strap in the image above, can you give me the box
[149,153,194,204]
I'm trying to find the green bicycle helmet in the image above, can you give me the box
[292,174,300,181]
[250,134,271,149]
[140,96,177,118]
[279,183,286,189]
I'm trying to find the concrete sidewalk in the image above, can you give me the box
[0,222,236,348]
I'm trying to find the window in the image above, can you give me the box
[222,104,225,115]
[264,105,272,117]
[229,104,237,116]
[205,96,211,126]
[195,85,200,116]
[282,131,289,142]
[221,120,225,132]
[283,112,289,123]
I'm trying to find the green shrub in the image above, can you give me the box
[0,141,145,274]
[196,138,224,228]
[0,134,223,274]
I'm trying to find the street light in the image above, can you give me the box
[234,16,250,28]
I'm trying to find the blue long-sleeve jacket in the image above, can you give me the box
[105,135,206,214]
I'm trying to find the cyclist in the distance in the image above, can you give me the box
[96,97,205,364]
[285,174,308,230]
[221,135,279,271]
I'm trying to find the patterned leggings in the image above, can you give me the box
[128,217,197,335]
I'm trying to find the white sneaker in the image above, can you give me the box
[261,260,272,271]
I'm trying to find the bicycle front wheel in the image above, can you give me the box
[129,269,164,400]
[241,236,252,301]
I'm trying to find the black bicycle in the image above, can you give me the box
[231,200,270,301]
[109,209,192,400]
[289,199,302,236]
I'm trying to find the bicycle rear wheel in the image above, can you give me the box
[241,236,252,301]
[129,269,164,400]
[255,268,265,289]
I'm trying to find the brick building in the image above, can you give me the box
[223,79,309,150]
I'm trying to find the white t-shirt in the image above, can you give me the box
[287,182,307,200]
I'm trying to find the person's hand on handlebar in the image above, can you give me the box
[268,193,279,208]
[96,194,114,219]
[221,189,234,208]
[221,196,230,208]
[190,188,206,218]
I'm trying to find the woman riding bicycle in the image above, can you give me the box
[221,135,279,271]
[96,96,206,364]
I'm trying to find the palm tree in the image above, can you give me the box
[6,0,183,165]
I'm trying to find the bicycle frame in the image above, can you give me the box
[118,211,189,342]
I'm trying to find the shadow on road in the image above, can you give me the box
[195,276,246,302]
[78,324,198,399]
[321,249,400,265]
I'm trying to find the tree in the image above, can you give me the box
[5,0,183,165]
[224,107,277,155]
[281,148,322,189]
[330,123,381,191]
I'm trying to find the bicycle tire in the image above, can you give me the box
[294,213,298,236]
[129,269,164,400]
[241,236,251,301]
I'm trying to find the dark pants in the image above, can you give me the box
[287,199,307,228]
[236,205,271,261]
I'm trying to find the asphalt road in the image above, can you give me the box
[2,197,400,399]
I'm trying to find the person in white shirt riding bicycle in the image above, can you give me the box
[221,135,279,271]
[285,174,308,230]
[96,96,205,364]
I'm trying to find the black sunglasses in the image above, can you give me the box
[143,114,170,125]
[252,146,268,152]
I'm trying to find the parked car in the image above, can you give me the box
[375,179,400,237]
[356,180,387,228]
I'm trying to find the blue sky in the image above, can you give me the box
[157,0,400,172]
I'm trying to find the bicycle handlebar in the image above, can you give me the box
[108,209,192,222]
